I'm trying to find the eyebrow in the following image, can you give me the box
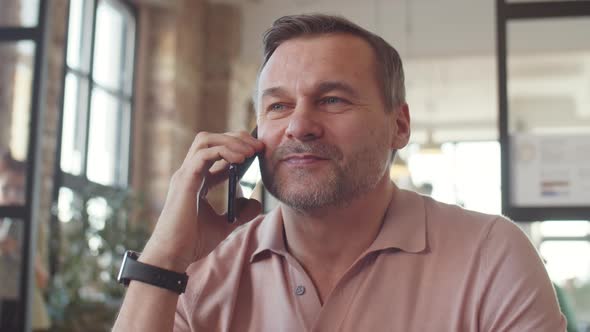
[261,86,288,100]
[260,80,360,100]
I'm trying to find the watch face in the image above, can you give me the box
[117,250,138,286]
[117,252,130,285]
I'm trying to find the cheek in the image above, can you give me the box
[344,123,389,155]
[258,122,283,158]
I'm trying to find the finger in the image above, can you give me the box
[226,131,264,150]
[184,132,264,175]
[209,159,230,176]
[192,132,261,157]
[189,145,249,176]
[201,146,258,196]
[207,132,263,179]
[183,133,247,166]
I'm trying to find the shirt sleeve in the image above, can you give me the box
[173,293,192,332]
[478,217,566,332]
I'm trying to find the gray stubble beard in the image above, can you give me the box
[260,145,392,214]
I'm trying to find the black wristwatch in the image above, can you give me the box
[117,250,189,294]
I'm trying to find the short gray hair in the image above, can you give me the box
[255,14,406,111]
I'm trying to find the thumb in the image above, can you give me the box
[234,198,262,224]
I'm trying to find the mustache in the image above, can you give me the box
[270,141,343,163]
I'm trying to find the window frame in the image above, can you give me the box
[496,0,590,221]
[0,1,49,331]
[51,0,137,276]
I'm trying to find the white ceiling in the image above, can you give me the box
[208,0,590,142]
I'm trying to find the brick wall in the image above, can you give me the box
[38,0,68,231]
[133,0,256,222]
[36,0,258,227]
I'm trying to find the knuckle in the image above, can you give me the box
[195,131,209,142]
[194,148,205,159]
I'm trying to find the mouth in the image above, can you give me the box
[280,154,329,165]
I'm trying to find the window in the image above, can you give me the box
[0,1,47,331]
[59,0,135,187]
[50,0,136,321]
[395,141,502,214]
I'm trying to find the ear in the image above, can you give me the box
[391,103,411,150]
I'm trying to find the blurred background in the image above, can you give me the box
[0,0,589,331]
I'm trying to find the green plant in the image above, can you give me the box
[48,187,150,332]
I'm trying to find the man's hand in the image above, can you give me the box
[140,131,264,272]
[113,131,263,332]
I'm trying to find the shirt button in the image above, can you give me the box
[295,285,306,296]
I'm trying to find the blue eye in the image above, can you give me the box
[269,103,285,111]
[323,97,342,104]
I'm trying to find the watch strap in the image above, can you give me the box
[118,251,188,294]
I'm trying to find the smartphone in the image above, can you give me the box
[227,127,258,223]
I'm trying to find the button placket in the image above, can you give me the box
[284,256,321,330]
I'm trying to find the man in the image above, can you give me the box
[114,14,565,331]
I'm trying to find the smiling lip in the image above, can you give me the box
[281,154,328,165]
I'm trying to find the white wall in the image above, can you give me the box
[211,0,590,142]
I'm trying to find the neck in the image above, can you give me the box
[281,176,395,275]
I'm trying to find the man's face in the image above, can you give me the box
[0,170,26,205]
[256,33,409,211]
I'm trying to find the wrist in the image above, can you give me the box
[118,251,188,294]
[139,245,193,273]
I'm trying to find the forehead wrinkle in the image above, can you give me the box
[257,35,379,108]
[315,81,360,99]
[261,86,289,100]
[260,80,360,104]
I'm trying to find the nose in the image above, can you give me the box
[285,104,323,141]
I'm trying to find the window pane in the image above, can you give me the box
[60,73,89,176]
[0,218,24,331]
[541,241,590,284]
[0,41,35,162]
[398,142,501,215]
[56,187,83,223]
[540,220,590,237]
[93,1,125,90]
[0,0,39,27]
[86,88,124,186]
[117,102,131,185]
[453,142,502,214]
[507,17,590,208]
[0,41,34,206]
[123,11,136,95]
[540,241,590,328]
[66,0,93,71]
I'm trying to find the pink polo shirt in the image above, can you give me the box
[174,189,566,331]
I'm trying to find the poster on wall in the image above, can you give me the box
[511,133,590,207]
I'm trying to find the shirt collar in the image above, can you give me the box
[250,207,288,262]
[250,187,428,263]
[365,188,427,254]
